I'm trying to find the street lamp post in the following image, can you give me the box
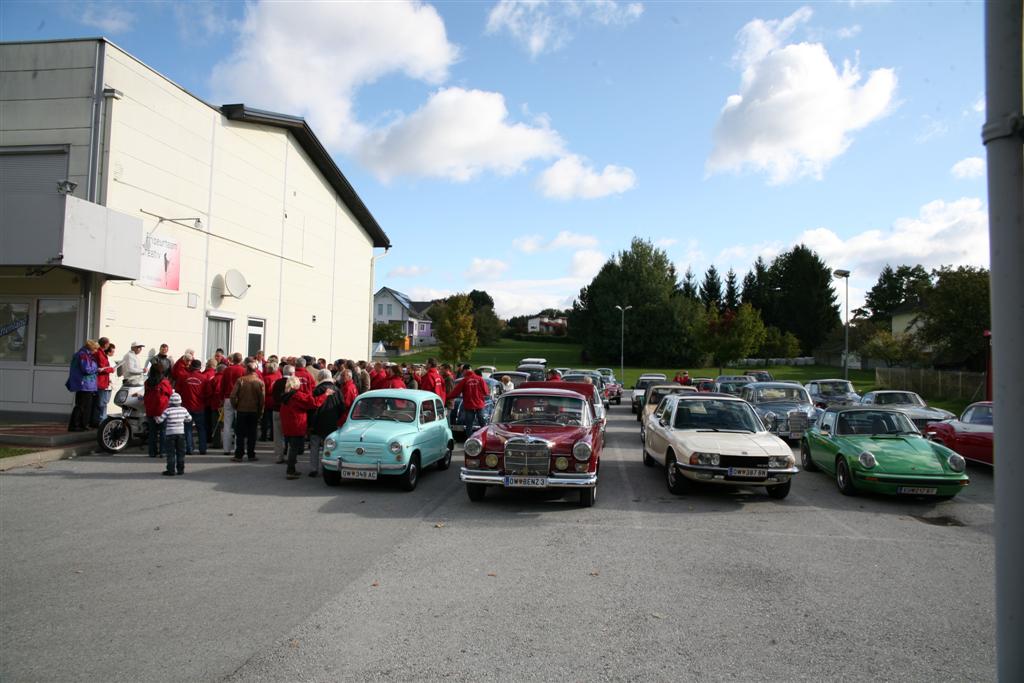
[833,269,850,380]
[615,304,632,384]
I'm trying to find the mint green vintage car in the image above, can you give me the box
[801,407,969,498]
[321,389,454,492]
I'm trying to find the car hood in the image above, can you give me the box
[672,430,791,457]
[483,424,588,452]
[887,405,954,420]
[754,401,815,415]
[841,435,947,474]
[337,420,417,442]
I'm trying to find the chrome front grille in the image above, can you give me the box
[787,412,809,432]
[503,439,551,475]
[338,443,384,458]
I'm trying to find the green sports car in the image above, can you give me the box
[801,407,969,498]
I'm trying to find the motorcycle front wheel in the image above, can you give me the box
[97,417,132,453]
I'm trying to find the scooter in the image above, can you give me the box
[96,385,149,453]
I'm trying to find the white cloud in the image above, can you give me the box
[571,250,607,279]
[406,286,454,302]
[356,87,565,182]
[210,0,458,151]
[915,115,949,144]
[79,3,135,33]
[951,157,985,180]
[707,7,896,184]
[538,154,637,199]
[513,231,599,253]
[486,0,643,58]
[387,265,430,278]
[654,238,678,248]
[464,258,510,281]
[973,96,985,114]
[173,1,232,41]
[836,24,862,39]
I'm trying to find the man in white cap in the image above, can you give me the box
[121,342,146,386]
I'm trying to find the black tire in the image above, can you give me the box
[835,456,857,496]
[437,443,453,470]
[666,451,689,495]
[97,417,131,453]
[579,486,597,507]
[636,411,642,423]
[323,469,341,487]
[615,397,621,405]
[643,446,655,467]
[766,480,791,499]
[800,440,817,471]
[466,483,486,502]
[399,453,420,492]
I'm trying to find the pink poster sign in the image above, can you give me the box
[138,236,180,291]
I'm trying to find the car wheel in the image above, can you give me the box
[97,417,131,453]
[666,451,689,495]
[466,483,487,502]
[835,456,856,496]
[437,443,453,470]
[766,480,791,499]
[579,485,597,508]
[636,411,642,423]
[322,469,341,487]
[800,440,817,471]
[642,443,655,467]
[399,453,420,492]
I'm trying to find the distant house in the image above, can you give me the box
[891,301,924,338]
[528,316,568,335]
[374,287,436,346]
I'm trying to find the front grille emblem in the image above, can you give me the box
[356,447,365,455]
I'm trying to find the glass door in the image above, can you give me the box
[246,318,264,358]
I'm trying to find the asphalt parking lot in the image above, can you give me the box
[0,404,995,682]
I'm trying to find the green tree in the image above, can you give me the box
[432,294,478,362]
[699,265,723,311]
[860,330,925,367]
[681,267,698,299]
[740,256,773,315]
[767,245,840,354]
[917,265,990,369]
[704,303,766,373]
[506,314,529,334]
[467,289,495,312]
[473,304,502,345]
[372,322,405,347]
[859,264,931,321]
[723,268,740,311]
[759,326,801,359]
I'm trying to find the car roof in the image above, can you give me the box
[639,373,667,378]
[649,383,697,391]
[828,406,911,414]
[505,385,593,400]
[810,378,850,383]
[356,389,441,402]
[870,389,918,394]
[744,381,807,389]
[669,392,742,402]
[715,375,751,381]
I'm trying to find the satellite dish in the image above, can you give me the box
[224,269,249,299]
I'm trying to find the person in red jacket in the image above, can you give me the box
[92,337,116,426]
[278,375,325,479]
[337,369,359,428]
[261,360,282,442]
[386,365,407,389]
[176,359,207,454]
[423,358,446,402]
[293,357,315,395]
[171,351,194,387]
[369,361,389,390]
[219,352,245,454]
[202,364,223,448]
[448,364,488,436]
[144,365,173,457]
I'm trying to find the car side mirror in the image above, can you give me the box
[820,423,831,434]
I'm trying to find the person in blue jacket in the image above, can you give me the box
[66,340,100,431]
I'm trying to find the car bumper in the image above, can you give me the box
[460,468,598,488]
[851,471,969,496]
[673,462,798,485]
[321,458,408,473]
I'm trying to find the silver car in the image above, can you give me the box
[740,382,820,442]
[859,390,954,432]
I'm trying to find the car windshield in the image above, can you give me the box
[636,378,662,391]
[561,375,594,385]
[819,381,855,395]
[350,397,417,422]
[495,373,530,387]
[673,399,763,432]
[717,381,747,394]
[966,405,993,424]
[493,395,586,426]
[835,410,917,435]
[874,392,924,406]
[517,367,546,381]
[647,386,690,406]
[754,387,810,403]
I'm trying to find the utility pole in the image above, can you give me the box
[615,304,632,385]
[833,269,850,380]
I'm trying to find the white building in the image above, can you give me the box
[0,38,390,415]
[373,287,435,347]
[527,316,567,335]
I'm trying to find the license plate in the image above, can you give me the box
[503,475,547,487]
[898,486,938,495]
[728,467,767,479]
[789,431,803,439]
[342,469,378,480]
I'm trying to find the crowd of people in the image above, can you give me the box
[65,339,475,479]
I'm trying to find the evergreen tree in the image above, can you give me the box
[699,265,723,311]
[917,265,990,369]
[767,245,840,354]
[860,264,931,321]
[681,267,698,299]
[724,269,740,311]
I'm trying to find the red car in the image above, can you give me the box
[926,401,994,465]
[459,382,603,507]
[694,378,715,392]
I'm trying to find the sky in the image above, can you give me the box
[1,0,990,317]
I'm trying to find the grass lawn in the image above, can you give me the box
[0,446,35,459]
[397,339,969,413]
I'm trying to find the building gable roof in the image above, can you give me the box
[374,287,436,319]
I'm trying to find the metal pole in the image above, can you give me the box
[619,307,625,384]
[844,277,849,381]
[984,1,1023,679]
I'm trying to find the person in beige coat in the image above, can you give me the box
[230,361,265,462]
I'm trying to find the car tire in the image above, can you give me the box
[399,453,420,492]
[766,480,791,499]
[835,456,856,496]
[800,440,817,471]
[466,483,486,502]
[322,469,341,487]
[437,443,453,470]
[666,451,689,495]
[579,486,597,508]
[642,444,655,467]
[636,411,642,423]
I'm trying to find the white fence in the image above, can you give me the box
[875,367,987,401]
[736,357,817,367]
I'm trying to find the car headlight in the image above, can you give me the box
[464,438,483,457]
[763,411,777,427]
[572,441,592,461]
[389,441,402,454]
[858,451,877,469]
[484,453,499,468]
[324,436,336,451]
[691,452,720,466]
[555,456,569,471]
[947,453,966,472]
[768,455,793,468]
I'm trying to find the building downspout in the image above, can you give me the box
[81,40,106,341]
[983,1,1023,679]
[368,248,389,358]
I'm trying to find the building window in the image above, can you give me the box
[0,301,30,362]
[206,317,232,360]
[35,299,78,365]
[247,318,265,358]
[387,303,393,316]
[377,303,383,316]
